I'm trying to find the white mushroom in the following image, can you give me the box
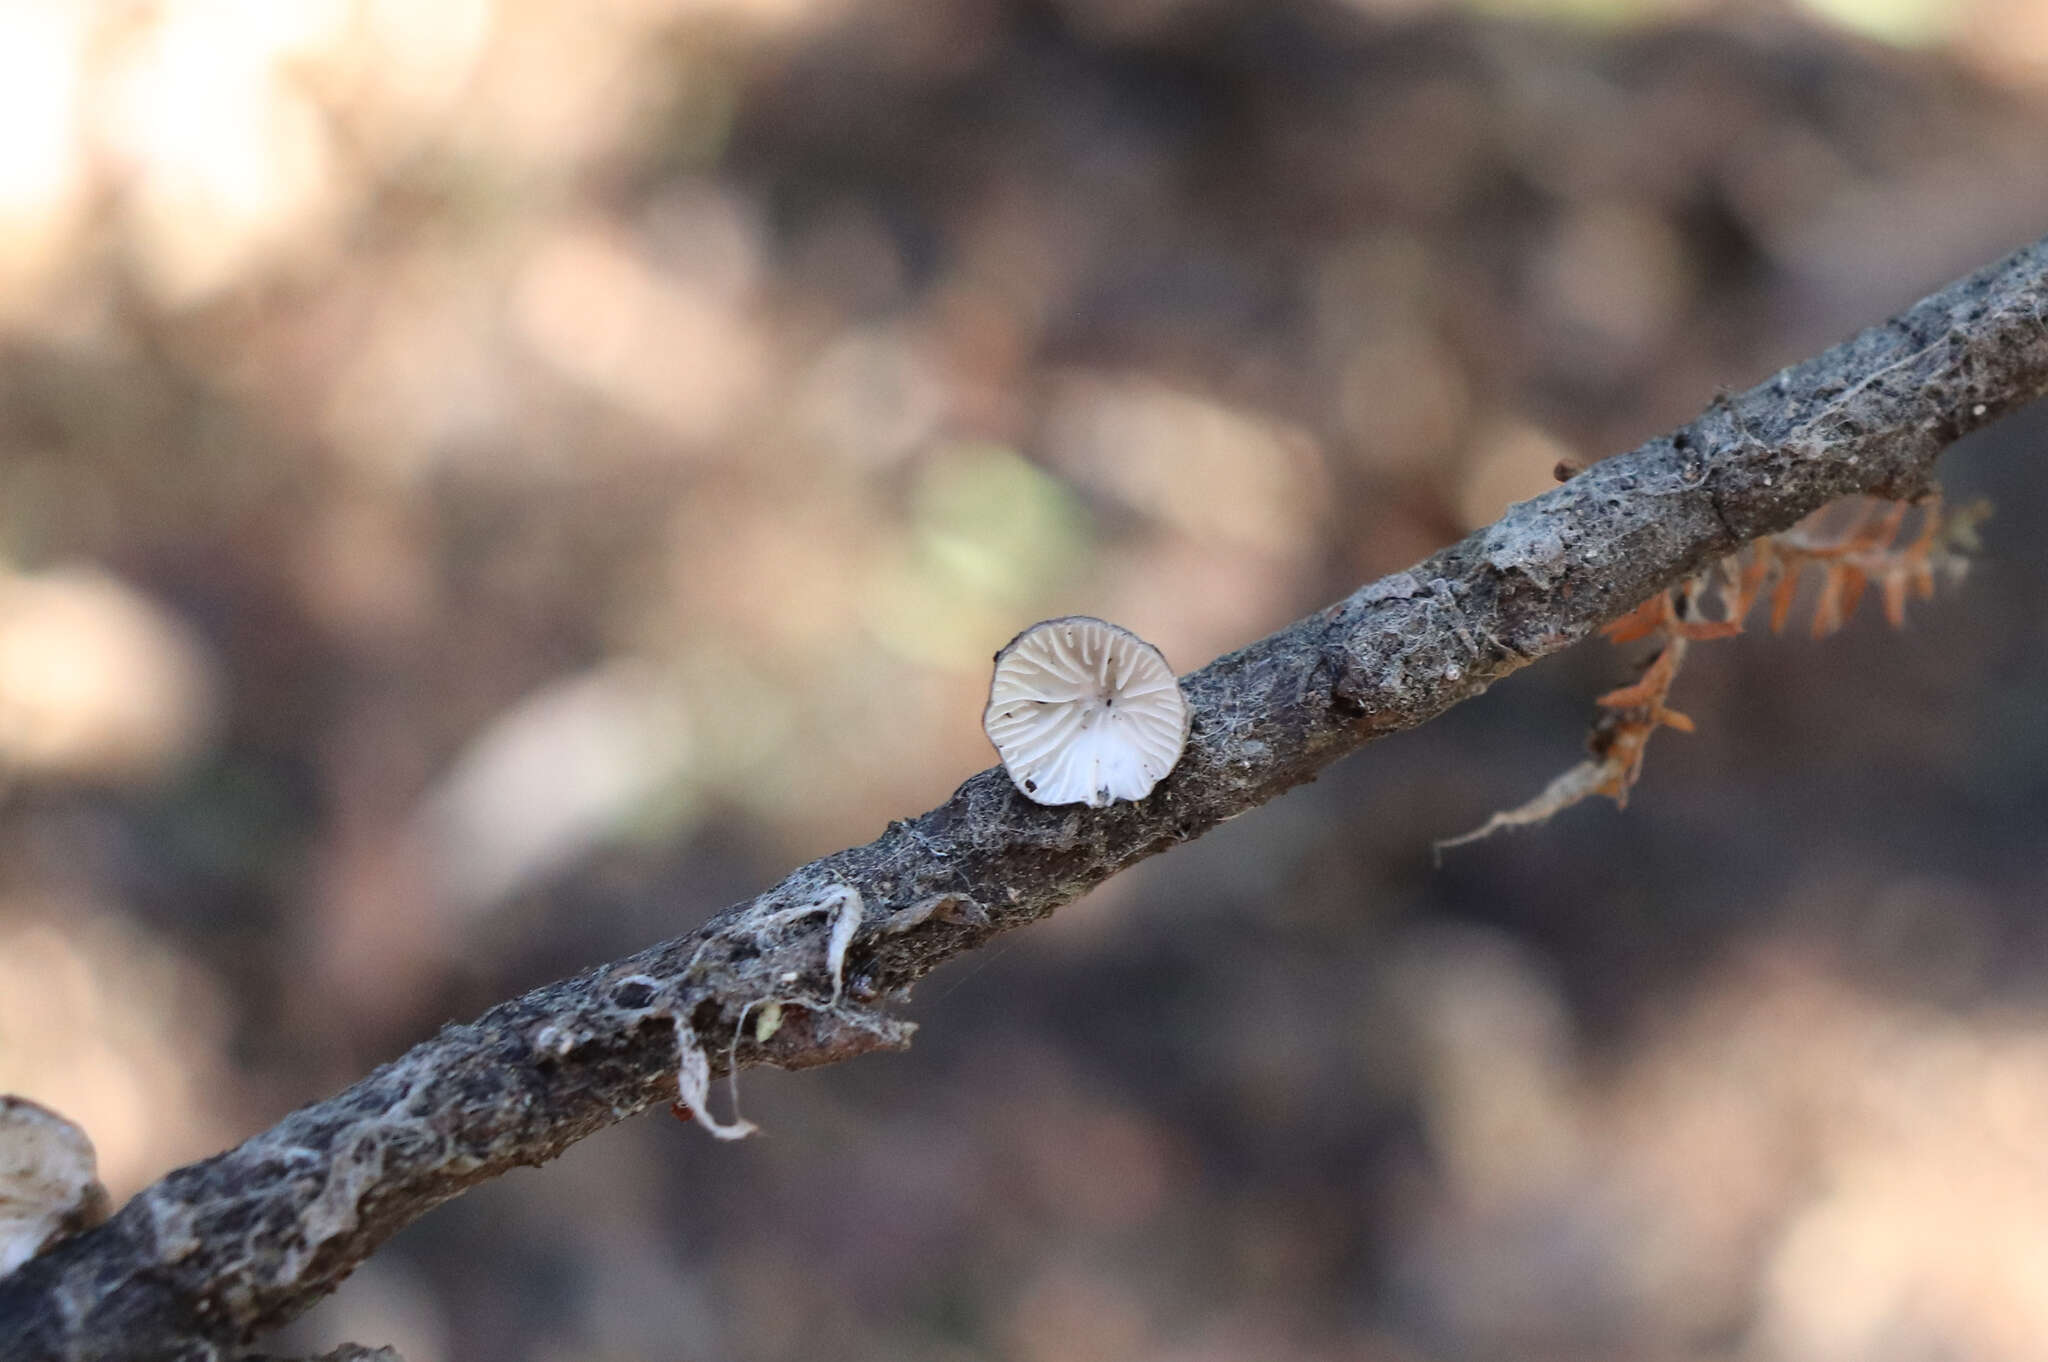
[0,1096,110,1278]
[983,617,1189,808]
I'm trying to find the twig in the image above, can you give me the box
[5,234,2048,1362]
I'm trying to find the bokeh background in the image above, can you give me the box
[2,0,2047,1359]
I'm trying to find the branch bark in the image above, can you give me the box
[6,233,2048,1362]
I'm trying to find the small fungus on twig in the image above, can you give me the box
[983,616,1189,808]
[0,1096,110,1279]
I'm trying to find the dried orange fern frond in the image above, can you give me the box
[1434,587,1703,858]
[1435,491,1988,856]
[1749,492,1989,636]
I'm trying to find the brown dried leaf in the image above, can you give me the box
[1811,564,1846,638]
[1438,490,1987,855]
[1672,617,1744,641]
[1881,571,1910,628]
[1602,594,1670,644]
[1769,568,1801,634]
[1597,644,1683,711]
[1837,565,1869,624]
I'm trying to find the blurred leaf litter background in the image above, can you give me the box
[2,0,2048,1359]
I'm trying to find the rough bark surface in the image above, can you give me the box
[5,234,2048,1362]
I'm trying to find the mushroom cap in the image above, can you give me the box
[983,616,1189,808]
[0,1096,110,1277]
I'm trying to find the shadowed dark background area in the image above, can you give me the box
[2,1,2047,1359]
